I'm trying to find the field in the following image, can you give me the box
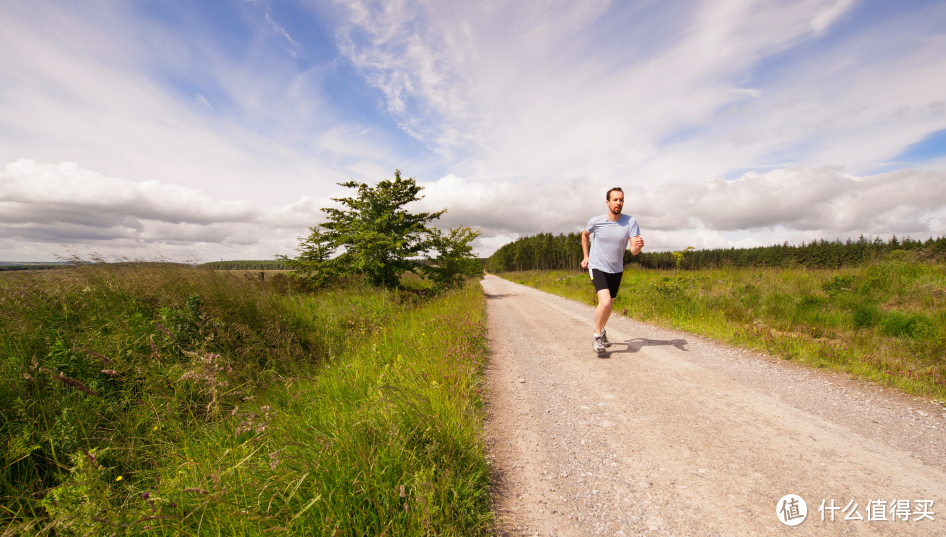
[501,254,946,399]
[1,263,492,535]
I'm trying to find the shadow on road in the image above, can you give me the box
[599,337,689,357]
[484,293,516,300]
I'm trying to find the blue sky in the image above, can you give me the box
[1,0,945,261]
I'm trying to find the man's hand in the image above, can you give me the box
[581,257,589,269]
[630,235,644,255]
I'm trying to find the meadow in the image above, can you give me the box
[1,262,492,535]
[501,253,946,399]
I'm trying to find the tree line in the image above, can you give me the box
[485,233,946,272]
[200,260,291,271]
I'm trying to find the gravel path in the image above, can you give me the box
[481,275,946,536]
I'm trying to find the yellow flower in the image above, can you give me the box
[116,476,123,481]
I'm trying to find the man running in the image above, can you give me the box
[580,187,644,354]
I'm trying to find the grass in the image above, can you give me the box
[500,253,946,399]
[1,262,491,535]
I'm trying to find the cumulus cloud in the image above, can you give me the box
[1,160,257,226]
[2,158,944,260]
[0,159,322,259]
[412,167,946,254]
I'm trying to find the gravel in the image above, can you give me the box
[482,275,946,536]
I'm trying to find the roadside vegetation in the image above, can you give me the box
[1,262,491,535]
[501,253,946,400]
[2,171,490,535]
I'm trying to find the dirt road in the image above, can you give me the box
[481,275,946,536]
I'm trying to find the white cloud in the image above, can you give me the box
[2,159,943,260]
[1,160,257,226]
[1,1,944,261]
[0,159,325,260]
[412,166,946,254]
[0,0,411,208]
[810,0,858,36]
[332,0,945,186]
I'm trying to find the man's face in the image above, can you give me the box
[608,191,624,215]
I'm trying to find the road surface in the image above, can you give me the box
[481,275,946,536]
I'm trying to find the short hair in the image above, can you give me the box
[606,187,624,201]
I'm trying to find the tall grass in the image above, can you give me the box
[503,253,946,399]
[1,262,491,535]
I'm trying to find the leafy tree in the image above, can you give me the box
[671,246,695,270]
[275,225,337,286]
[324,171,445,288]
[422,227,483,290]
[282,170,473,289]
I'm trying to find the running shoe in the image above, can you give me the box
[593,335,606,354]
[600,329,611,348]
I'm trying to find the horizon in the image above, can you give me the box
[4,231,943,266]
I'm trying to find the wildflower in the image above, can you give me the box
[142,491,150,500]
[116,476,123,481]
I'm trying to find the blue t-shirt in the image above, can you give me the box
[586,214,640,273]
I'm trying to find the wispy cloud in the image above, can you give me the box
[333,0,945,184]
[264,9,301,57]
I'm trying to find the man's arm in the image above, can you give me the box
[581,230,591,268]
[628,235,644,256]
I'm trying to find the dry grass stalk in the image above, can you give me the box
[79,349,112,364]
[39,368,99,396]
[155,323,175,340]
[149,335,165,366]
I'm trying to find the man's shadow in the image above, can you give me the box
[599,337,688,357]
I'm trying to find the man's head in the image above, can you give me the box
[606,187,624,216]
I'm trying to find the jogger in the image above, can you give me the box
[580,187,644,354]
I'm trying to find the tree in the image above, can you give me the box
[422,226,483,290]
[323,171,445,288]
[282,170,456,289]
[671,246,695,270]
[275,225,336,286]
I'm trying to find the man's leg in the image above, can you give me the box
[594,288,614,336]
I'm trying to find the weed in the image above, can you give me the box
[1,262,492,535]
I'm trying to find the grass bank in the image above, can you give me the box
[501,254,946,399]
[2,263,491,535]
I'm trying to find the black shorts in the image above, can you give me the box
[591,269,623,298]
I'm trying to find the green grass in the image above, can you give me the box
[1,262,491,535]
[500,254,946,399]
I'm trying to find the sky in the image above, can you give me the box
[1,0,945,261]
